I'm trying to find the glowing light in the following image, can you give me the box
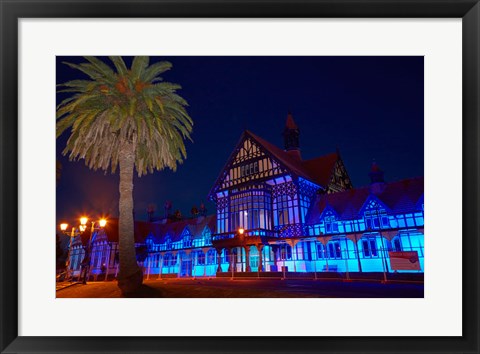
[238,228,245,235]
[60,223,68,231]
[99,219,107,228]
[80,217,88,225]
[79,225,86,232]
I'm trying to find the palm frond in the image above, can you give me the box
[57,55,194,176]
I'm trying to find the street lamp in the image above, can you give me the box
[58,217,107,284]
[58,223,82,282]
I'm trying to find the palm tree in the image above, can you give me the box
[56,56,193,294]
[56,160,62,185]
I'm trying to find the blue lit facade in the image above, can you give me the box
[68,114,424,279]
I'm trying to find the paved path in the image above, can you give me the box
[56,281,81,291]
[56,278,423,298]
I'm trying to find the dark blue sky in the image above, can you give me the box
[56,56,423,223]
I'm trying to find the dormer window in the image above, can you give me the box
[364,199,389,230]
[182,227,192,248]
[202,227,212,245]
[322,211,338,234]
[145,236,154,251]
[165,235,172,250]
[325,216,338,233]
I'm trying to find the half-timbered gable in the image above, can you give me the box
[327,158,353,193]
[210,132,291,196]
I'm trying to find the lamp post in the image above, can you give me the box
[58,223,78,282]
[58,217,107,285]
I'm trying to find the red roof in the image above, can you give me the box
[247,131,338,187]
[95,215,216,244]
[302,153,339,187]
[307,176,424,222]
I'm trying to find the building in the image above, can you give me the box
[68,114,424,279]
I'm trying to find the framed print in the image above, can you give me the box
[1,0,479,353]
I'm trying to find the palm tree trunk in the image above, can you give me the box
[117,140,143,294]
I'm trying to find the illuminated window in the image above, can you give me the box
[145,236,154,251]
[165,235,172,250]
[316,242,325,259]
[320,210,338,234]
[230,189,271,230]
[362,238,378,258]
[325,217,338,233]
[222,249,229,263]
[196,251,205,265]
[293,241,312,261]
[364,199,389,230]
[327,241,342,259]
[279,244,292,260]
[207,249,216,264]
[202,227,212,245]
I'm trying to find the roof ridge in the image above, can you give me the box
[302,152,338,163]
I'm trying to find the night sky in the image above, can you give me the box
[56,56,423,223]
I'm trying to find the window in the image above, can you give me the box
[414,212,424,226]
[207,249,217,264]
[279,244,292,260]
[303,242,312,261]
[362,238,378,258]
[165,236,172,250]
[325,217,338,233]
[327,241,342,259]
[196,251,205,265]
[240,161,259,177]
[182,228,192,248]
[392,237,402,252]
[319,211,338,234]
[183,236,191,248]
[364,199,389,230]
[222,249,229,263]
[203,227,212,245]
[145,236,154,251]
[274,193,299,226]
[316,243,325,259]
[230,189,271,231]
[165,253,176,266]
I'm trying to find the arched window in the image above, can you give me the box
[361,237,379,258]
[327,240,342,259]
[316,242,325,259]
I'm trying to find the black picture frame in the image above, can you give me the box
[1,1,478,353]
